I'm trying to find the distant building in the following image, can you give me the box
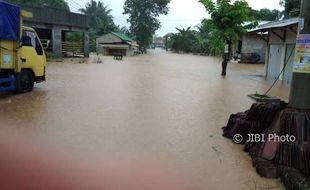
[152,37,165,49]
[96,32,139,56]
[249,18,300,85]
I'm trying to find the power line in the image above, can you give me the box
[68,0,84,8]
[65,0,84,12]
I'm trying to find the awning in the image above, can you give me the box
[100,44,129,49]
[249,18,301,33]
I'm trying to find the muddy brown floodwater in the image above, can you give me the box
[0,49,289,189]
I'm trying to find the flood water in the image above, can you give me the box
[0,49,289,189]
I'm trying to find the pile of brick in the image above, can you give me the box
[223,102,310,190]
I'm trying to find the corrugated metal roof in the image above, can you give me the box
[246,21,271,32]
[111,32,134,42]
[249,18,301,33]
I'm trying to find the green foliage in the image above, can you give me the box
[167,0,254,57]
[123,0,170,50]
[79,0,117,52]
[173,27,196,52]
[199,0,253,60]
[80,0,117,36]
[164,19,224,56]
[5,0,69,10]
[249,8,282,21]
[195,19,224,55]
[199,0,251,42]
[116,26,134,39]
[66,32,83,42]
[280,0,301,18]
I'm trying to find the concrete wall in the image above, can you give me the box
[24,22,88,32]
[84,33,89,57]
[269,28,297,44]
[127,46,139,56]
[265,26,297,85]
[241,34,267,62]
[20,4,88,28]
[51,26,62,57]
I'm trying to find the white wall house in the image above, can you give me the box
[248,18,301,85]
[96,32,139,56]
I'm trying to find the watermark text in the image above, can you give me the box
[232,133,296,144]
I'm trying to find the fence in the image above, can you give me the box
[62,41,85,57]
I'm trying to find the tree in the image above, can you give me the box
[199,0,252,76]
[79,0,117,51]
[80,0,117,35]
[164,27,196,53]
[65,32,83,42]
[175,27,196,52]
[5,0,69,10]
[164,19,225,56]
[280,0,301,18]
[123,0,170,51]
[196,19,225,56]
[249,8,281,21]
[117,26,133,38]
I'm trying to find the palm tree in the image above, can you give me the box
[79,0,117,51]
[175,27,196,52]
[79,0,116,35]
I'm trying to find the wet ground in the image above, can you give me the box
[0,49,289,189]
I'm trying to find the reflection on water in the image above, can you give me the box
[0,50,287,189]
[0,90,48,129]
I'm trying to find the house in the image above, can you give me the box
[247,18,301,85]
[233,21,270,63]
[96,32,139,56]
[152,37,165,49]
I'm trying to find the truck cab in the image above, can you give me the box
[20,26,46,83]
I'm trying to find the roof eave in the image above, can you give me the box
[248,23,298,34]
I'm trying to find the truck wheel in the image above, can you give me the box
[16,70,34,93]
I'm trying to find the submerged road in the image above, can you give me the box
[0,49,289,189]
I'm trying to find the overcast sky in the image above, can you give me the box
[67,0,283,36]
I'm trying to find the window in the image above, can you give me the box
[22,31,43,55]
[23,31,36,48]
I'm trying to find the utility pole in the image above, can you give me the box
[289,0,310,109]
